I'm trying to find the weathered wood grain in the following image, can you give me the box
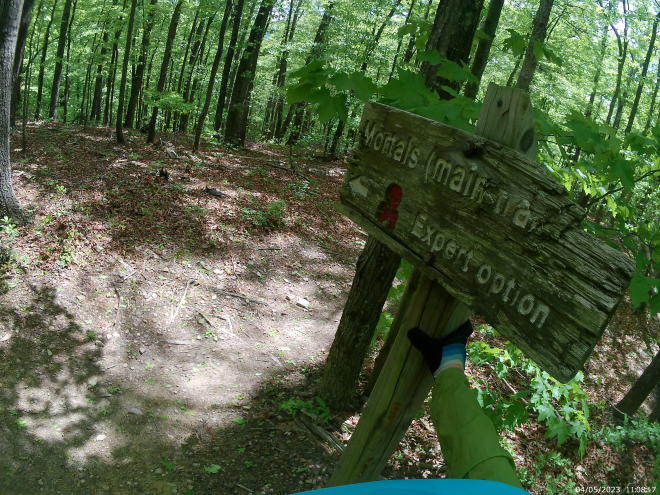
[340,101,633,382]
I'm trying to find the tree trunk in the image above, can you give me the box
[282,1,334,143]
[323,1,400,154]
[10,0,35,128]
[402,0,433,64]
[515,0,554,91]
[388,0,416,83]
[613,66,635,131]
[607,5,628,125]
[463,0,504,99]
[34,0,58,119]
[421,0,484,97]
[104,6,123,126]
[193,0,233,151]
[90,24,109,122]
[179,13,214,133]
[224,0,275,146]
[585,23,609,119]
[125,0,157,128]
[48,0,73,119]
[116,0,137,143]
[319,238,401,410]
[146,0,183,144]
[213,0,245,131]
[614,350,660,420]
[0,0,25,221]
[61,0,76,123]
[625,12,660,134]
[644,54,660,135]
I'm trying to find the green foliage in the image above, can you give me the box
[597,417,660,454]
[0,217,19,241]
[287,58,480,131]
[278,396,331,424]
[469,329,591,457]
[241,199,287,228]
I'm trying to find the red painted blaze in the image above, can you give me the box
[377,183,403,229]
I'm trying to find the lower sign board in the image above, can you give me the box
[340,102,634,382]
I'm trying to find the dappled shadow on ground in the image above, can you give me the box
[11,123,357,270]
[0,272,339,494]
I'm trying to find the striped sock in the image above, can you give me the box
[435,343,466,376]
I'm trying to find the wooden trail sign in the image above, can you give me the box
[340,99,633,382]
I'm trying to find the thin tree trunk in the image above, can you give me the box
[614,350,660,420]
[585,24,609,119]
[0,0,25,221]
[146,0,183,144]
[516,0,554,91]
[125,0,157,128]
[323,1,400,154]
[607,2,628,125]
[613,66,635,131]
[402,0,433,64]
[388,0,416,83]
[224,0,275,146]
[91,24,109,122]
[644,54,660,134]
[116,0,137,143]
[193,0,232,151]
[10,0,35,128]
[213,0,246,131]
[283,2,334,143]
[463,0,504,99]
[179,13,214,132]
[61,0,76,123]
[625,12,660,134]
[48,0,73,119]
[34,0,58,119]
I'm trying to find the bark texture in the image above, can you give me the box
[421,0,484,97]
[318,237,401,410]
[0,0,25,220]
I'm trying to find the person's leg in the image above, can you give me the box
[408,322,522,488]
[430,367,522,488]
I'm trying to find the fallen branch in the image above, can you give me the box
[170,280,193,323]
[198,311,238,339]
[295,415,345,455]
[212,288,266,305]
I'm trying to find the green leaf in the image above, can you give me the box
[417,49,444,65]
[502,29,527,57]
[436,59,476,83]
[316,93,347,123]
[545,417,571,446]
[629,276,658,308]
[286,83,317,104]
[162,459,175,471]
[203,464,222,473]
[610,158,635,191]
[532,40,545,60]
[536,403,555,422]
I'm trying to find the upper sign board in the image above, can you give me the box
[340,102,634,381]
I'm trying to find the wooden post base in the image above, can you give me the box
[328,273,470,485]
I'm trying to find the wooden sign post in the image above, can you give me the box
[328,84,633,485]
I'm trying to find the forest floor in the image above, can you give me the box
[0,123,657,495]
